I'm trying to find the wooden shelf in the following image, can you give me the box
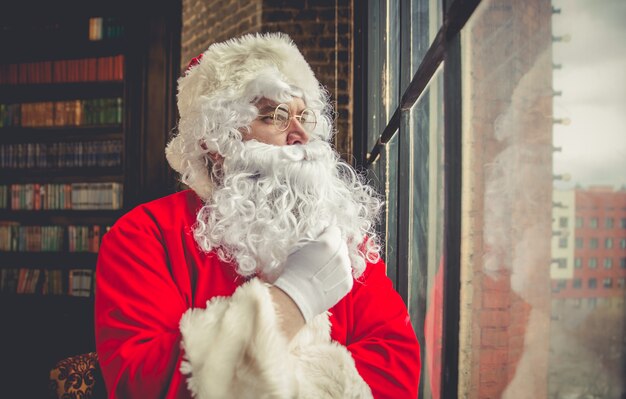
[0,167,124,183]
[0,209,124,224]
[0,251,98,268]
[0,292,94,306]
[0,125,123,143]
[0,81,124,102]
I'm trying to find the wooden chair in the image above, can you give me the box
[49,351,106,399]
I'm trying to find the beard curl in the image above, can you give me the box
[193,139,382,281]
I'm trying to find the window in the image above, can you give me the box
[590,217,598,229]
[605,238,613,249]
[618,278,626,289]
[621,218,626,229]
[603,278,613,288]
[554,258,567,269]
[604,258,613,269]
[360,0,626,397]
[621,238,626,249]
[575,237,583,249]
[621,257,626,269]
[605,217,614,228]
[558,237,567,248]
[574,258,582,268]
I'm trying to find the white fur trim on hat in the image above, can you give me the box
[165,32,333,200]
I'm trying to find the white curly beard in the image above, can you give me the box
[193,139,382,282]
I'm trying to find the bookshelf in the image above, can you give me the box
[0,0,181,396]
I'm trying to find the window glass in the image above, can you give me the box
[367,131,399,285]
[408,65,444,399]
[409,0,443,86]
[459,0,626,398]
[366,0,399,150]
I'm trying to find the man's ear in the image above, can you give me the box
[208,152,223,164]
[199,140,224,164]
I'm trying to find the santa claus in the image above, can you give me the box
[95,32,421,399]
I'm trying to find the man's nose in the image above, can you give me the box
[286,117,309,145]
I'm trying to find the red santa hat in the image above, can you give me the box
[166,32,331,199]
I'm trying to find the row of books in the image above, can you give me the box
[89,17,125,41]
[0,183,123,210]
[0,98,123,128]
[0,140,123,169]
[0,224,109,252]
[0,55,124,85]
[0,268,93,297]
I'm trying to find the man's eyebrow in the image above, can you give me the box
[257,103,278,114]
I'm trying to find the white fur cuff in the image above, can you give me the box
[179,279,372,398]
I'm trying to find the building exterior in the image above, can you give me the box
[549,186,626,398]
[552,186,626,303]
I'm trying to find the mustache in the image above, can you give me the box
[221,139,336,176]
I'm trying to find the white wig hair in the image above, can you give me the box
[166,32,334,199]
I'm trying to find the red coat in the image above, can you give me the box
[95,190,421,398]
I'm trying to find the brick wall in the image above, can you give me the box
[180,0,262,72]
[180,0,354,160]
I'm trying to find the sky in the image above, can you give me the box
[551,0,626,190]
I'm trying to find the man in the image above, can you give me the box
[95,32,420,399]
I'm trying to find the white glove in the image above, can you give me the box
[273,226,353,323]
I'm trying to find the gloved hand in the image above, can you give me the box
[273,226,353,323]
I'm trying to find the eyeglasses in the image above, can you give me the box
[256,103,317,132]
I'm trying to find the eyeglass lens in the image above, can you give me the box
[273,104,316,131]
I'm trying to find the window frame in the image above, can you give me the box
[354,0,482,397]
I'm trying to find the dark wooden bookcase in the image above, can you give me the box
[0,1,181,396]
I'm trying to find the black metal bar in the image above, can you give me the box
[352,0,368,167]
[440,33,463,399]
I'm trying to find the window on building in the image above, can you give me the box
[558,237,567,248]
[576,217,583,228]
[574,257,582,268]
[588,278,597,289]
[621,238,626,249]
[621,257,626,269]
[621,217,626,229]
[605,217,614,228]
[590,217,599,228]
[557,279,567,290]
[603,278,613,288]
[559,217,568,228]
[573,278,582,289]
[575,237,583,249]
[554,258,567,269]
[605,238,613,249]
[590,238,598,249]
[589,258,598,269]
[604,258,613,268]
[618,278,626,289]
